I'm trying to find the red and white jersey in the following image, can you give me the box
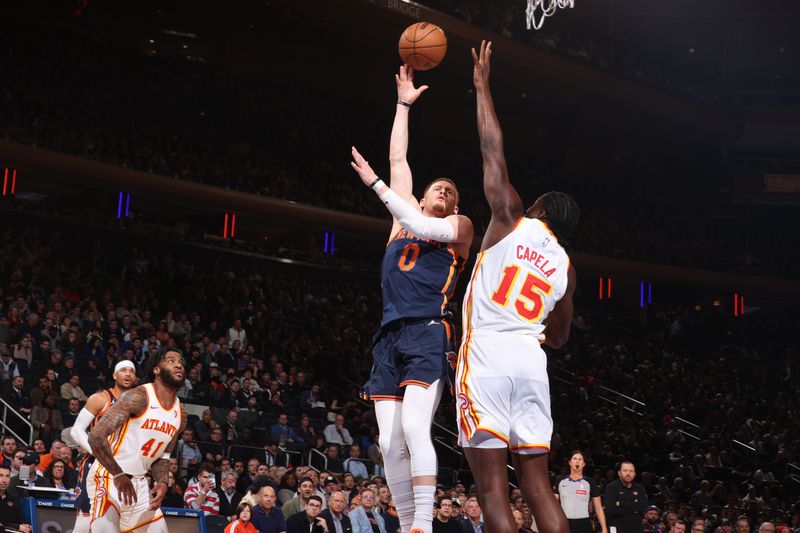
[109,383,182,475]
[462,217,570,337]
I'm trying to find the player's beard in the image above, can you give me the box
[158,365,184,389]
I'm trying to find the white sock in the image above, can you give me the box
[393,488,416,533]
[410,484,435,533]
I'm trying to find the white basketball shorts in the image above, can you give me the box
[455,329,552,453]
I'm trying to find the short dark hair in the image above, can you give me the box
[236,502,253,518]
[197,463,216,477]
[569,450,584,462]
[423,178,459,204]
[307,495,323,506]
[0,465,10,472]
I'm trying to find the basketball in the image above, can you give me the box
[398,22,447,71]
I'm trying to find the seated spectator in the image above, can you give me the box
[287,494,327,533]
[61,397,81,428]
[320,491,351,533]
[271,413,304,451]
[237,459,261,495]
[1,436,17,469]
[250,484,287,533]
[200,427,228,464]
[219,470,243,520]
[324,416,353,446]
[350,489,386,533]
[324,446,344,474]
[2,377,31,434]
[183,463,220,516]
[193,409,217,443]
[162,470,185,508]
[34,459,73,492]
[225,502,259,533]
[277,471,298,506]
[0,350,21,383]
[31,392,64,444]
[296,414,317,449]
[59,373,88,402]
[177,428,203,477]
[282,477,316,518]
[343,444,368,481]
[0,464,33,533]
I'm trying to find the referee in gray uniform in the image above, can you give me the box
[555,451,608,533]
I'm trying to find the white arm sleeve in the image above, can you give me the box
[378,186,457,242]
[70,408,97,454]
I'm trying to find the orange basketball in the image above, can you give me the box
[398,22,447,71]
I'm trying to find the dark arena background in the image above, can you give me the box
[0,0,798,532]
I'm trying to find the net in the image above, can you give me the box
[525,0,575,30]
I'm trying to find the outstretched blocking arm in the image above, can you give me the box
[70,391,109,454]
[351,147,473,244]
[472,41,523,245]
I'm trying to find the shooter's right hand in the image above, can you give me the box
[396,64,429,106]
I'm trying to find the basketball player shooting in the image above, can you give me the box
[457,40,579,533]
[350,63,473,533]
[87,350,186,533]
[70,360,137,533]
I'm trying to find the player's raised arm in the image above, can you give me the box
[88,386,148,505]
[389,64,428,203]
[148,409,187,510]
[70,391,109,454]
[351,147,471,245]
[472,41,523,237]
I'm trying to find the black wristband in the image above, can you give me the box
[397,100,411,108]
[369,178,383,189]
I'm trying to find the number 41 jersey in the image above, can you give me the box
[380,228,466,327]
[112,383,182,476]
[463,217,570,337]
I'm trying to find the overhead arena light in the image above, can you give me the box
[162,29,198,39]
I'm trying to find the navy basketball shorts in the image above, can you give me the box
[362,318,456,400]
[75,454,94,514]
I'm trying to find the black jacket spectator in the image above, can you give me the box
[604,479,648,533]
[287,510,327,533]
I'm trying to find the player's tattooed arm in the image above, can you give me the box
[150,409,186,485]
[472,40,523,224]
[88,386,148,475]
[148,409,187,510]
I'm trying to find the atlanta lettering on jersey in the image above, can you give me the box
[140,418,178,438]
[516,245,557,278]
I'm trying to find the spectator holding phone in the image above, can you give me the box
[184,463,221,516]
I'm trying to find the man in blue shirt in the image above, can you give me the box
[251,484,288,533]
[271,413,304,452]
[343,444,369,480]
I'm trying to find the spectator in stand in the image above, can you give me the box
[286,494,328,533]
[184,463,221,516]
[0,350,20,383]
[643,505,664,533]
[0,465,33,533]
[194,409,217,443]
[433,497,462,533]
[177,427,203,477]
[324,446,344,474]
[2,376,31,435]
[272,413,304,451]
[282,477,316,517]
[226,502,260,533]
[735,517,751,533]
[201,427,228,464]
[324,415,353,446]
[251,484,287,533]
[460,498,483,533]
[30,392,63,444]
[59,373,88,402]
[34,459,73,491]
[9,451,25,477]
[219,470,244,519]
[61,397,81,428]
[162,470,185,508]
[238,459,262,495]
[343,444,368,481]
[0,437,17,469]
[228,320,248,349]
[320,491,352,533]
[670,521,687,533]
[350,489,386,533]
[604,461,648,533]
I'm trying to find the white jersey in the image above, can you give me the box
[462,217,570,337]
[110,383,182,475]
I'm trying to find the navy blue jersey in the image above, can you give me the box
[76,387,119,513]
[380,228,466,326]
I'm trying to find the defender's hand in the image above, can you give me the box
[396,64,429,105]
[471,40,492,88]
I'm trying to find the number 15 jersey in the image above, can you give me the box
[463,217,570,337]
